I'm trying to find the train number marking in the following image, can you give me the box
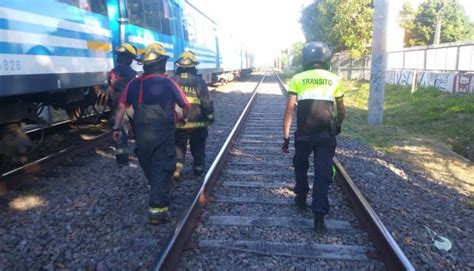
[0,59,22,72]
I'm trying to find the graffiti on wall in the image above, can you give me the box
[417,72,453,92]
[386,70,413,86]
[453,74,474,94]
[385,70,474,94]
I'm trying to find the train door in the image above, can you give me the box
[105,0,122,66]
[169,0,184,65]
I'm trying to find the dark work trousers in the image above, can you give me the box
[133,104,176,208]
[175,127,208,170]
[292,132,336,215]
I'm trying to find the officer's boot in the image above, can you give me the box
[294,195,307,211]
[148,207,169,225]
[173,162,183,182]
[314,213,326,234]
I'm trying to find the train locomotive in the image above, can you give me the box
[0,0,254,156]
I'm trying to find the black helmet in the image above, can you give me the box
[302,42,332,70]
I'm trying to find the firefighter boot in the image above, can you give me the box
[314,213,327,234]
[193,165,204,177]
[115,145,129,165]
[173,162,184,182]
[148,207,169,225]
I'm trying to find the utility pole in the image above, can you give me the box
[433,4,446,45]
[368,0,389,125]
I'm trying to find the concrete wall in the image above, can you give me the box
[385,70,474,94]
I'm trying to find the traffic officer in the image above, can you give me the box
[172,51,215,181]
[112,43,190,224]
[108,43,138,164]
[282,41,345,233]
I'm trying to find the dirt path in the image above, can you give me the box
[388,136,473,204]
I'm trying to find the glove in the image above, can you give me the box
[206,113,215,125]
[281,137,290,153]
[112,130,121,143]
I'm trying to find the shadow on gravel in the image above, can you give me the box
[336,135,473,270]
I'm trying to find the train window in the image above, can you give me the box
[158,0,172,35]
[184,14,197,43]
[59,0,108,15]
[126,0,172,35]
[182,18,190,41]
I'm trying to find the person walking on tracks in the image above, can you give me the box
[108,43,138,164]
[172,51,215,181]
[281,41,345,233]
[112,43,190,224]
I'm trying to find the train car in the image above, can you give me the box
[216,33,254,82]
[0,0,253,156]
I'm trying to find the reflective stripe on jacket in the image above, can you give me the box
[172,72,214,129]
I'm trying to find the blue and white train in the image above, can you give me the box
[0,0,254,155]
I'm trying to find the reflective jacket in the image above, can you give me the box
[172,72,214,129]
[288,69,344,136]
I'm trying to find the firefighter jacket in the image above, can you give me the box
[172,72,214,129]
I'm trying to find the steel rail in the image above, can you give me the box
[1,132,112,183]
[274,70,414,270]
[333,159,415,270]
[150,75,267,271]
[26,110,111,140]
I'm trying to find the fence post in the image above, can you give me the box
[349,58,353,80]
[402,51,405,69]
[423,48,427,70]
[411,70,417,94]
[455,45,460,71]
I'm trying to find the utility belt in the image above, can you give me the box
[295,131,332,143]
[297,117,339,140]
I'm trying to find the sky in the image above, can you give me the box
[190,0,313,65]
[190,0,474,66]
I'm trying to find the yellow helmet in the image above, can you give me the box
[116,43,137,56]
[176,51,199,67]
[142,43,169,64]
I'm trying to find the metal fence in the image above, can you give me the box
[331,41,474,80]
[387,42,474,71]
[331,42,474,94]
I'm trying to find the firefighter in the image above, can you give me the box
[108,43,138,164]
[281,41,345,233]
[112,43,190,224]
[172,51,215,181]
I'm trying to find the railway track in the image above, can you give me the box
[0,78,258,269]
[153,73,414,270]
[1,127,112,184]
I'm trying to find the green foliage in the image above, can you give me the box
[279,50,289,70]
[344,82,474,160]
[289,41,304,72]
[300,0,373,58]
[400,0,474,46]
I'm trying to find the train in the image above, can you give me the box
[0,0,254,156]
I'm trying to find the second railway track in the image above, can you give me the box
[155,73,414,270]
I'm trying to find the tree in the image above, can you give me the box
[399,2,417,46]
[288,41,304,72]
[399,0,474,46]
[300,0,373,58]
